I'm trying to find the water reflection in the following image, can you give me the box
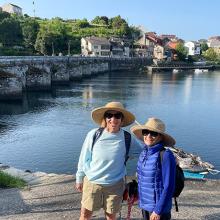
[0,70,220,177]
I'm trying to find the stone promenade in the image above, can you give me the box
[0,166,220,220]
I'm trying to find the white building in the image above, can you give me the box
[81,37,110,57]
[184,41,201,56]
[2,3,22,15]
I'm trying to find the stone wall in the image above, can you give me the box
[0,56,151,99]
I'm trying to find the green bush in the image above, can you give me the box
[0,47,34,56]
[0,171,26,188]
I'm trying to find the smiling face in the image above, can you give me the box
[142,129,163,146]
[104,110,123,133]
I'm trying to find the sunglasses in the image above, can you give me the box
[142,129,159,137]
[104,112,123,119]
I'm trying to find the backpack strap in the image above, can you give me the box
[174,197,179,212]
[160,147,179,212]
[91,127,104,152]
[159,147,166,163]
[124,130,131,165]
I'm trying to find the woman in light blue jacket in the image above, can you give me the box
[75,101,142,220]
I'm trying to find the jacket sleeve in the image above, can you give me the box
[75,129,95,183]
[153,149,176,215]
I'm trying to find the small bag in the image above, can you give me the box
[123,179,138,202]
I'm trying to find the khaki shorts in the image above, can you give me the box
[81,177,124,214]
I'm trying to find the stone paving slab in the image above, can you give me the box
[1,167,220,219]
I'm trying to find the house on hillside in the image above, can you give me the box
[159,34,177,42]
[167,41,179,50]
[154,44,176,61]
[109,37,131,57]
[134,32,159,57]
[81,37,110,57]
[110,41,130,57]
[184,41,201,56]
[207,38,220,56]
[1,3,22,15]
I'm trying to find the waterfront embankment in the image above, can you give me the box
[0,56,151,100]
[0,165,220,220]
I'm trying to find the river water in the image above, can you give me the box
[0,70,220,178]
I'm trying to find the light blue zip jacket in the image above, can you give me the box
[76,128,143,185]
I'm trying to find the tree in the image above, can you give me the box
[91,16,109,25]
[203,48,218,61]
[73,19,90,28]
[175,42,187,61]
[200,42,208,53]
[100,16,109,25]
[21,18,39,50]
[109,15,127,29]
[0,11,10,21]
[34,28,49,55]
[0,17,23,46]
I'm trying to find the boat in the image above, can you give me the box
[166,146,220,179]
[183,171,206,179]
[194,69,209,74]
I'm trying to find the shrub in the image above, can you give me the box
[0,171,26,188]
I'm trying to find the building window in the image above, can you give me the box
[101,51,110,56]
[94,45,98,49]
[101,45,110,50]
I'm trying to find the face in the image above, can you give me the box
[142,129,163,146]
[104,110,123,133]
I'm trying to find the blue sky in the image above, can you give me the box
[0,0,219,41]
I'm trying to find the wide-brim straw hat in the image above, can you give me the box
[91,101,135,127]
[130,117,176,146]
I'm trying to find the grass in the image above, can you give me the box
[0,171,27,188]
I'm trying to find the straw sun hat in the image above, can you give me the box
[91,102,135,127]
[131,117,176,146]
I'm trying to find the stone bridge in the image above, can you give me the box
[0,56,151,100]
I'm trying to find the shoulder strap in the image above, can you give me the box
[123,130,131,165]
[160,147,180,212]
[159,147,166,163]
[91,127,104,152]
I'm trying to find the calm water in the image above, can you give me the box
[0,70,220,178]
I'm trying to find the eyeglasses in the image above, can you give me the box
[104,112,123,119]
[142,129,159,138]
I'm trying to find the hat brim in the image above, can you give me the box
[131,125,176,146]
[91,107,135,127]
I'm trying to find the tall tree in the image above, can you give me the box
[91,16,109,25]
[0,11,10,21]
[175,42,187,61]
[201,42,208,53]
[21,18,39,50]
[0,17,23,46]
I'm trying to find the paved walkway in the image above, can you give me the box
[0,166,220,219]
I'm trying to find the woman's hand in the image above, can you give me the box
[150,211,160,220]
[75,183,83,192]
